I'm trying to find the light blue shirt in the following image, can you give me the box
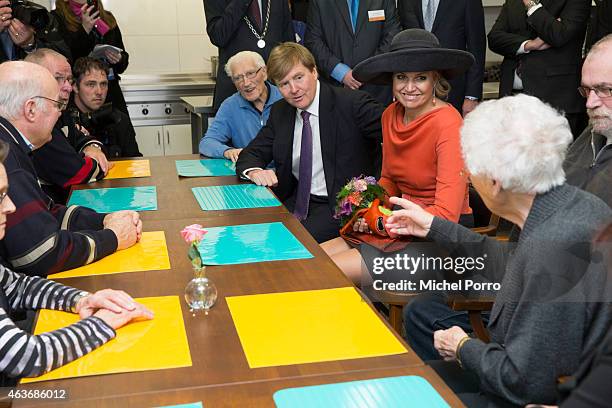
[199,83,282,158]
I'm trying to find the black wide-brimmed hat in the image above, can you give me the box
[353,29,474,85]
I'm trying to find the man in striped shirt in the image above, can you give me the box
[0,139,153,384]
[0,61,142,277]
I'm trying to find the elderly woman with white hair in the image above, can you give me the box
[386,94,612,407]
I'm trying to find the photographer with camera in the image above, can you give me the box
[70,57,141,158]
[52,0,132,123]
[0,0,70,62]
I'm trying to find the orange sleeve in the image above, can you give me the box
[423,118,468,222]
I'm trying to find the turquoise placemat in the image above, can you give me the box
[68,186,158,212]
[192,184,281,211]
[157,403,203,408]
[273,376,449,408]
[198,222,312,265]
[176,159,235,177]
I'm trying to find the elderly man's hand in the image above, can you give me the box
[223,148,243,163]
[385,197,433,237]
[104,210,142,250]
[83,144,112,174]
[434,326,470,361]
[8,18,34,47]
[462,99,479,117]
[0,1,11,32]
[247,169,278,187]
[76,289,138,318]
[93,302,154,330]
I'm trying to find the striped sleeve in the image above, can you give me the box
[0,312,115,378]
[0,265,115,378]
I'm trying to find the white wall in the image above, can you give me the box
[41,1,505,74]
[46,0,217,74]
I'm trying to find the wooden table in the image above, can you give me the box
[12,156,463,407]
[70,155,287,221]
[14,366,463,407]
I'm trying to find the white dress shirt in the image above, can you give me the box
[292,80,328,197]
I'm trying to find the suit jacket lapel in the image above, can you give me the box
[431,0,450,33]
[334,0,355,36]
[317,83,337,198]
[416,0,425,28]
[355,0,369,35]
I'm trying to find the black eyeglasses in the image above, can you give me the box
[31,96,68,111]
[577,86,612,99]
[54,75,75,86]
[231,67,263,84]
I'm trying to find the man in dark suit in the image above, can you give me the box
[397,0,485,116]
[304,0,400,104]
[236,43,383,243]
[204,0,295,111]
[488,0,590,137]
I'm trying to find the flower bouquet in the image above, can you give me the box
[334,176,392,236]
[334,176,407,252]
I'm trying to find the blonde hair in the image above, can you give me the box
[434,74,451,100]
[54,1,117,32]
[267,42,316,84]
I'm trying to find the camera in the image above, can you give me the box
[10,0,50,31]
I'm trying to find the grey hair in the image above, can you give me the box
[24,48,68,65]
[0,62,47,121]
[589,33,612,56]
[224,51,266,77]
[461,94,572,194]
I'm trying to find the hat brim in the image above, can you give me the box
[353,48,475,85]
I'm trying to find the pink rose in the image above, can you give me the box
[354,179,368,192]
[181,224,207,243]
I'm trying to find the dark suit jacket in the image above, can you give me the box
[236,81,383,213]
[488,0,590,114]
[204,0,294,110]
[398,0,486,111]
[304,0,400,104]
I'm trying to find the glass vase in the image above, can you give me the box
[184,265,217,314]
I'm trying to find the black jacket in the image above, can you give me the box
[488,0,590,114]
[204,0,294,110]
[51,10,131,117]
[398,0,486,111]
[236,81,383,213]
[304,0,400,104]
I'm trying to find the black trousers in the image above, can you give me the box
[285,194,340,243]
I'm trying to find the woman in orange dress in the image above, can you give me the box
[321,29,473,284]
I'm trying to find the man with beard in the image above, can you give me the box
[564,34,612,206]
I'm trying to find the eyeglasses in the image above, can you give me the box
[231,67,263,84]
[577,86,612,99]
[31,96,68,111]
[54,75,75,86]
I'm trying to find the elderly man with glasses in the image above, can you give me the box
[564,34,612,206]
[199,51,283,163]
[0,61,142,278]
[24,48,109,204]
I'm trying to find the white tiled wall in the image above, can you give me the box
[41,1,505,74]
[45,0,217,74]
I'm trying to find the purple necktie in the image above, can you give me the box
[293,111,312,221]
[249,0,262,31]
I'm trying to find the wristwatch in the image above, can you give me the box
[70,291,91,313]
[525,0,540,10]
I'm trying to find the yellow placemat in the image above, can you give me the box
[48,231,171,279]
[22,296,192,383]
[106,160,151,179]
[226,287,407,368]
